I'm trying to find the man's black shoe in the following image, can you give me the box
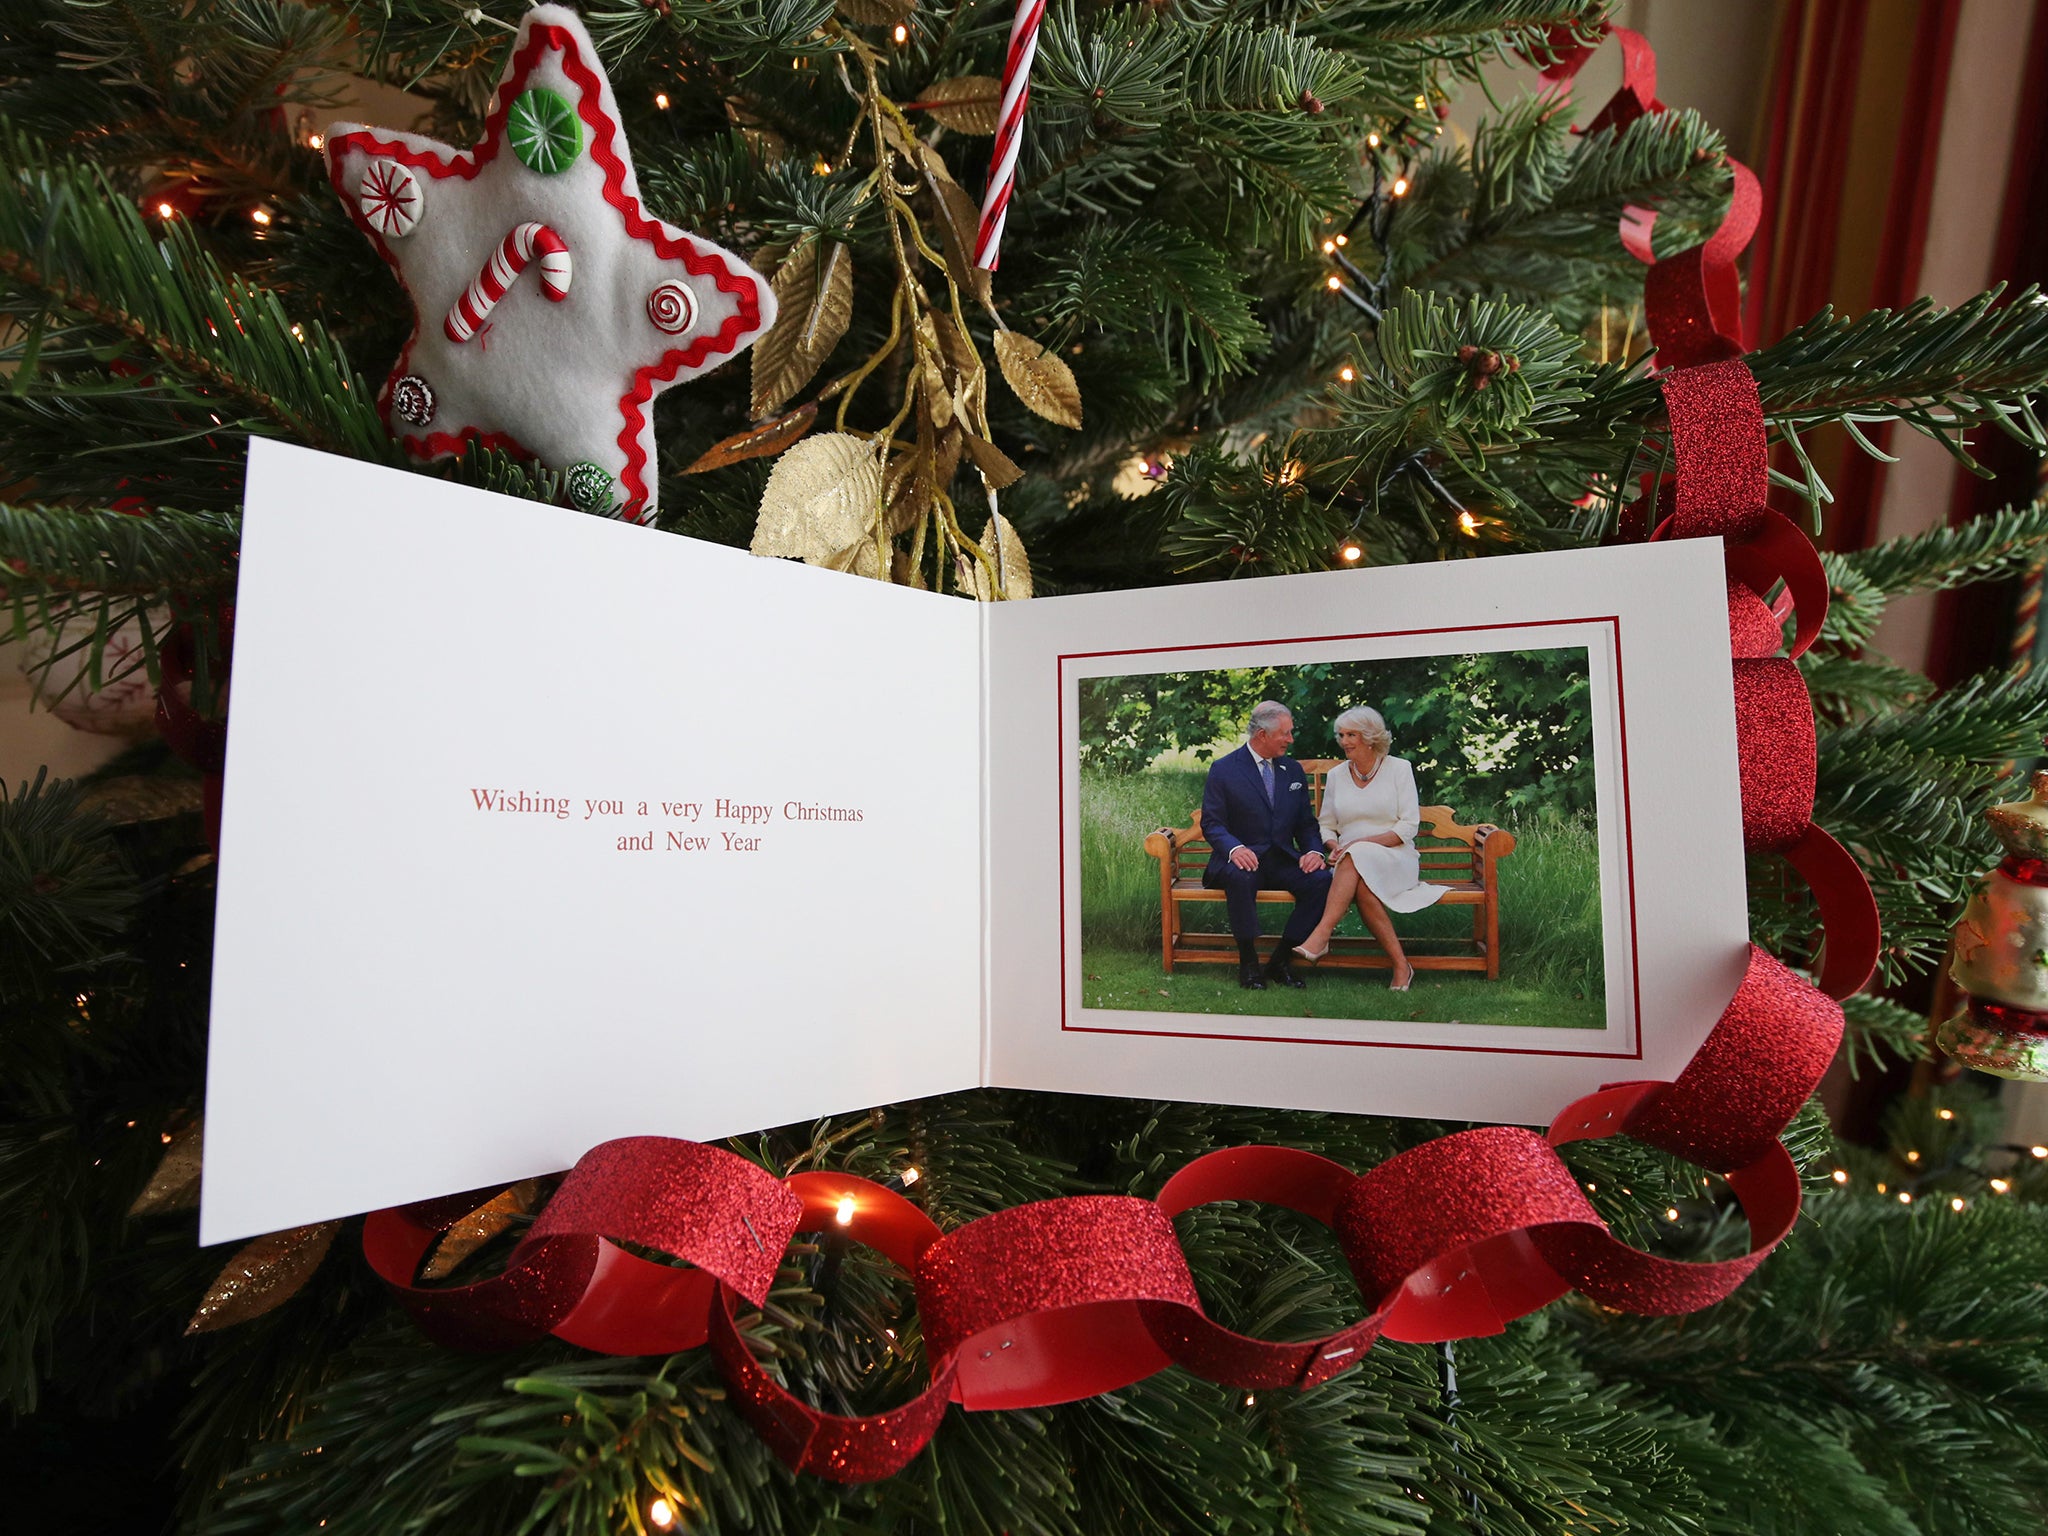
[1238,964,1268,990]
[1265,957,1307,989]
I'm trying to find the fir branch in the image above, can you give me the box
[1842,497,2048,598]
[0,502,240,603]
[1824,665,2048,768]
[1299,0,1605,53]
[1816,554,1889,651]
[1752,289,2048,482]
[0,769,138,983]
[1016,219,1267,380]
[1799,652,1929,725]
[0,125,396,463]
[1840,992,1932,1080]
[0,1111,91,1414]
[1394,102,1730,302]
[0,0,347,207]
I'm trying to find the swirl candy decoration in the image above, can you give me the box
[645,279,696,336]
[444,221,572,344]
[360,24,1879,1485]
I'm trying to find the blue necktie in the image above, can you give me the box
[1259,756,1274,805]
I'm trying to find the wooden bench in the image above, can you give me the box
[1140,758,1516,977]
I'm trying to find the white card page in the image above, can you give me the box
[982,541,1749,1126]
[202,442,983,1243]
[205,445,1749,1242]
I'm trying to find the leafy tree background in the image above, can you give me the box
[1079,647,1593,816]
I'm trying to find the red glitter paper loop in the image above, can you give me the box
[1720,508,1830,659]
[1733,657,1817,851]
[530,1137,802,1308]
[1334,1128,1589,1344]
[1545,1080,1801,1312]
[1534,23,1659,132]
[1623,946,1844,1172]
[1726,578,1783,658]
[550,1245,718,1356]
[706,1172,954,1483]
[362,1204,599,1351]
[915,1196,1201,1409]
[364,1167,735,1357]
[1783,823,1882,999]
[1141,1146,1384,1389]
[1545,1080,1664,1144]
[1642,163,1762,367]
[1661,362,1767,540]
[1532,1143,1801,1314]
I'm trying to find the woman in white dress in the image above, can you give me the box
[1293,705,1444,990]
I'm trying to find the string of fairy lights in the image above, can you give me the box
[1824,1122,2048,1212]
[1316,102,1488,567]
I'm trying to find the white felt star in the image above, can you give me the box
[323,5,776,521]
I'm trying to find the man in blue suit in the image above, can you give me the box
[1200,701,1331,990]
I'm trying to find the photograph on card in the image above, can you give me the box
[1072,638,1614,1039]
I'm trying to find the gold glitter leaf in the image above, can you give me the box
[81,776,208,825]
[752,433,886,568]
[186,1222,339,1334]
[752,240,854,418]
[961,512,1033,601]
[682,403,817,475]
[128,1114,204,1217]
[917,146,993,310]
[962,431,1023,490]
[917,76,1002,136]
[420,1179,544,1281]
[993,330,1082,429]
[915,314,955,428]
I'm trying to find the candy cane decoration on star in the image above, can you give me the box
[445,222,572,343]
[972,0,1045,271]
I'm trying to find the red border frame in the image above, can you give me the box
[324,22,764,520]
[1055,616,1645,1060]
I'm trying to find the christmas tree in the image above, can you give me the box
[7,2,2048,1531]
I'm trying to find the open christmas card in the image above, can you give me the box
[200,441,1747,1243]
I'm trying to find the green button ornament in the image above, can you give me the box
[507,88,582,174]
[564,461,614,512]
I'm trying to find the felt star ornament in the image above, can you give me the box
[322,5,775,521]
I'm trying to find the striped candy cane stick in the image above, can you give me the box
[444,222,572,343]
[972,0,1046,271]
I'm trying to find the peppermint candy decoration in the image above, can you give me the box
[564,461,614,513]
[507,87,582,174]
[646,280,696,336]
[390,374,436,427]
[357,159,424,238]
[445,223,572,343]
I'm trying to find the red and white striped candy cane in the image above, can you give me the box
[972,0,1045,271]
[444,222,572,343]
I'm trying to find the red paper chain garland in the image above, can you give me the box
[350,25,1879,1485]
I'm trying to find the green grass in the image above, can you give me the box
[1078,766,1605,1029]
